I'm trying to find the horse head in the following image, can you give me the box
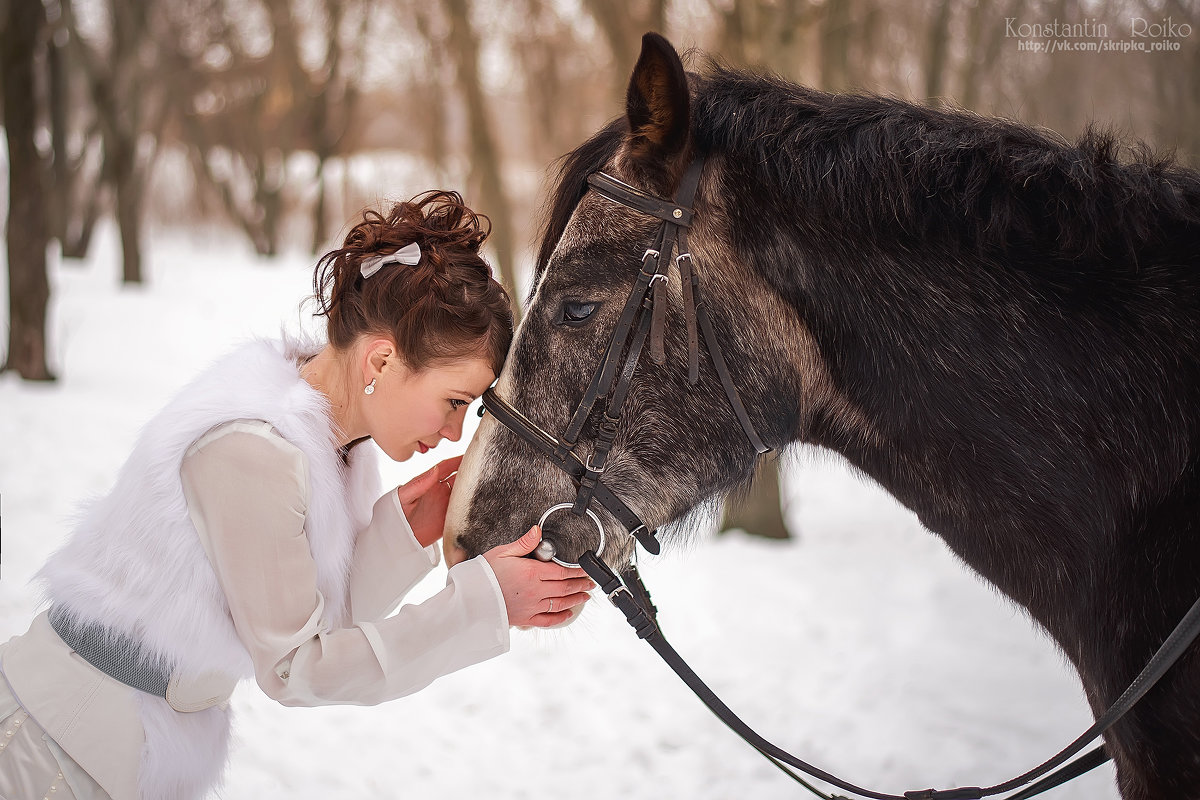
[444,33,818,573]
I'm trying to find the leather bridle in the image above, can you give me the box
[481,156,771,566]
[478,159,1200,799]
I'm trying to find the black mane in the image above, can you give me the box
[533,118,625,292]
[537,65,1200,284]
[690,66,1200,269]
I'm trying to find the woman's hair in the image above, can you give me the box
[314,191,513,376]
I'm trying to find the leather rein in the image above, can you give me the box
[478,158,1200,799]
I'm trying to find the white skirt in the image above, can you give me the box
[0,660,110,800]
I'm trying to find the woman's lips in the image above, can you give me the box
[418,441,429,454]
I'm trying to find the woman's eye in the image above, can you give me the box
[449,398,469,410]
[561,301,597,326]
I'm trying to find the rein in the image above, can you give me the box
[479,158,1200,798]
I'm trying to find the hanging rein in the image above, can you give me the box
[478,158,1200,800]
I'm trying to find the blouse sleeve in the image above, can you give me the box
[180,421,510,707]
[348,489,441,622]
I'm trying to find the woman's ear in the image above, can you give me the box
[362,337,397,382]
[624,32,691,165]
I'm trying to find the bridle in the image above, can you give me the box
[480,156,771,567]
[478,159,1200,799]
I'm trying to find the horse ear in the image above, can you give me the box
[625,32,691,163]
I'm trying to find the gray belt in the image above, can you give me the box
[48,607,170,698]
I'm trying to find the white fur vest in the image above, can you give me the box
[36,336,381,798]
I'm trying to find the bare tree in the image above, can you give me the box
[176,0,375,256]
[438,0,522,321]
[57,0,174,283]
[925,0,954,104]
[711,0,819,80]
[583,0,669,99]
[309,0,372,253]
[3,0,55,380]
[1150,0,1200,166]
[819,0,853,90]
[43,11,106,261]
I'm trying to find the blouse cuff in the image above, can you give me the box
[348,491,441,621]
[447,556,510,652]
[388,489,441,569]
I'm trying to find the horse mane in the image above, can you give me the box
[690,64,1200,266]
[537,63,1200,279]
[532,118,626,294]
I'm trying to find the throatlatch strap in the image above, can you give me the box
[696,304,771,455]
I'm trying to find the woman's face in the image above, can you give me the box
[365,355,496,462]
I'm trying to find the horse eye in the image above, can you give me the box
[560,301,597,326]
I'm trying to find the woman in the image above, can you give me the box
[0,191,592,800]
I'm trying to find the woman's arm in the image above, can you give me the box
[348,490,440,622]
[181,422,509,707]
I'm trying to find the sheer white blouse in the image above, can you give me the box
[179,419,510,706]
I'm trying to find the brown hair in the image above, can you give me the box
[314,191,513,375]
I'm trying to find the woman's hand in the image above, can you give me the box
[396,455,462,548]
[484,526,594,628]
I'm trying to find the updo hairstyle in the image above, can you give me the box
[314,191,513,376]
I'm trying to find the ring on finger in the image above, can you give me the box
[548,598,555,613]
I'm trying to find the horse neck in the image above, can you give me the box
[708,160,1199,645]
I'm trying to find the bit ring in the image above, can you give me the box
[537,503,605,567]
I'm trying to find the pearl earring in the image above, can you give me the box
[364,378,376,396]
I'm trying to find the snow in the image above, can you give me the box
[0,225,1119,798]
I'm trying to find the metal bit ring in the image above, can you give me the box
[536,503,606,567]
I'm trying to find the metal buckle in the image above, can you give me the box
[649,273,668,286]
[584,453,605,474]
[608,585,634,604]
[675,252,692,263]
[642,248,660,261]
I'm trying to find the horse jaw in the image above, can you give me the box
[443,413,495,568]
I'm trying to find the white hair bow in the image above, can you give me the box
[360,241,422,279]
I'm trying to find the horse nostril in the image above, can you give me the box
[533,538,558,562]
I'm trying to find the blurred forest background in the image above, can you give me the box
[3,0,1198,535]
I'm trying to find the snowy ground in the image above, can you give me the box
[0,225,1119,799]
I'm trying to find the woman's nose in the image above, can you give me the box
[441,415,464,442]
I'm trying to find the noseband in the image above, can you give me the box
[481,157,771,565]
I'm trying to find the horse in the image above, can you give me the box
[443,33,1200,800]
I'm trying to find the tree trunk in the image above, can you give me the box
[924,0,953,105]
[312,155,329,255]
[3,0,56,380]
[112,139,144,283]
[47,30,70,246]
[721,457,791,539]
[819,0,852,91]
[442,0,522,323]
